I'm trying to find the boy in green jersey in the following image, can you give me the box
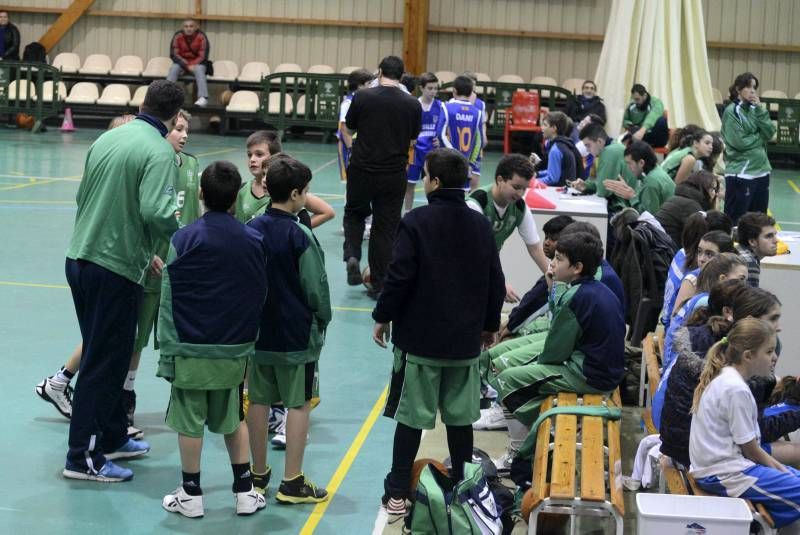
[466,154,549,302]
[159,161,268,518]
[602,140,675,215]
[235,130,282,223]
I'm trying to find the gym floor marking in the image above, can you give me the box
[195,148,238,158]
[299,385,389,535]
[788,179,800,194]
[0,179,59,192]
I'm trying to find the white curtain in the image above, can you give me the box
[594,0,721,136]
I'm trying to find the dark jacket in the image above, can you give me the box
[0,22,20,60]
[660,325,798,467]
[565,94,606,124]
[248,208,332,365]
[373,189,505,360]
[507,259,624,332]
[654,182,708,248]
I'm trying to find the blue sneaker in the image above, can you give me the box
[63,460,133,482]
[105,438,150,460]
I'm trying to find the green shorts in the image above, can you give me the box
[248,361,315,409]
[383,348,480,430]
[133,291,160,353]
[166,384,244,438]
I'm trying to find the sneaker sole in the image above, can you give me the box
[105,447,150,461]
[63,469,132,482]
[275,492,328,504]
[271,439,286,450]
[472,422,508,430]
[346,260,362,286]
[35,385,71,420]
[236,503,266,516]
[163,504,204,518]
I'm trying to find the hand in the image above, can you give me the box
[187,64,195,73]
[372,322,390,348]
[750,95,760,106]
[603,176,635,200]
[545,264,555,291]
[633,128,646,141]
[571,178,586,192]
[498,325,514,342]
[505,283,520,303]
[149,255,165,277]
[432,137,440,148]
[481,331,498,350]
[529,152,542,167]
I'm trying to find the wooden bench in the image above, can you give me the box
[679,470,777,534]
[521,391,624,534]
[639,331,662,434]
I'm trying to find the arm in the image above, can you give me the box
[721,106,766,153]
[622,105,633,128]
[298,239,332,329]
[538,302,582,365]
[759,409,800,443]
[740,439,787,472]
[304,193,335,228]
[630,181,660,214]
[169,33,188,70]
[673,154,697,185]
[469,118,482,163]
[139,152,180,241]
[642,98,665,131]
[439,104,453,149]
[506,276,549,332]
[538,144,563,186]
[185,33,208,66]
[671,277,696,316]
[752,105,777,142]
[6,25,20,59]
[372,221,418,324]
[517,208,549,274]
[344,93,359,137]
[485,237,507,333]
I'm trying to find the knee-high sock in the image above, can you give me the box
[389,423,423,493]
[446,424,473,481]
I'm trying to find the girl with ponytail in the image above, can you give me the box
[689,319,800,529]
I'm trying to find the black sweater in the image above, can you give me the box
[1,23,20,60]
[654,182,708,248]
[372,189,505,359]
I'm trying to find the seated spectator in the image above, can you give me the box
[535,111,583,187]
[565,80,606,126]
[0,10,21,61]
[736,212,778,288]
[623,83,669,148]
[661,127,714,184]
[655,170,720,247]
[671,230,736,314]
[167,18,210,107]
[603,140,675,215]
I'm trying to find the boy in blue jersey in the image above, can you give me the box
[445,75,483,190]
[405,72,451,212]
[337,69,374,183]
[158,161,268,518]
[463,72,488,190]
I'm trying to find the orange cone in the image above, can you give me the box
[60,107,75,132]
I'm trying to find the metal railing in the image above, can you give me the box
[0,61,64,132]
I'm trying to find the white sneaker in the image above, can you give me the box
[127,425,144,440]
[483,383,499,400]
[163,486,204,518]
[271,416,286,449]
[235,486,267,515]
[492,448,516,475]
[473,404,507,430]
[194,97,208,107]
[622,476,642,491]
[268,406,286,434]
[35,376,73,419]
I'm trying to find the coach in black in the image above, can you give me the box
[342,55,421,298]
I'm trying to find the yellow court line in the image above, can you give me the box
[195,148,238,158]
[299,385,389,535]
[767,209,782,232]
[8,171,25,176]
[0,179,59,192]
[333,306,373,313]
[788,179,800,194]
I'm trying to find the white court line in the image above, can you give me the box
[311,157,338,175]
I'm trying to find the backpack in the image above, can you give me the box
[24,42,47,63]
[410,462,503,535]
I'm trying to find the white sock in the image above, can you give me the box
[124,370,137,391]
[53,369,72,386]
[505,410,530,452]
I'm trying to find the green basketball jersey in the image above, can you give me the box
[143,152,198,293]
[235,178,271,224]
[467,184,526,250]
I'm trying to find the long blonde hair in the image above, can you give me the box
[691,317,775,413]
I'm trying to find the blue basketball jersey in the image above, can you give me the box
[444,99,482,162]
[413,98,449,154]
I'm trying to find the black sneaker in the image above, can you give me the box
[346,257,362,286]
[275,473,328,504]
[252,466,272,496]
[121,389,136,427]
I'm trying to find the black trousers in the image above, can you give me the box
[725,174,770,224]
[342,165,406,285]
[65,258,141,471]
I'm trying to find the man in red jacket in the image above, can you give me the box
[166,18,210,107]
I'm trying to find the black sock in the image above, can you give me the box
[388,423,423,496]
[61,367,75,380]
[182,471,202,496]
[231,463,252,493]
[446,424,473,482]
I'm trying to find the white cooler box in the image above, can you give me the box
[636,493,753,534]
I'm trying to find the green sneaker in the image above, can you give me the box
[276,473,328,504]
[252,465,272,495]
